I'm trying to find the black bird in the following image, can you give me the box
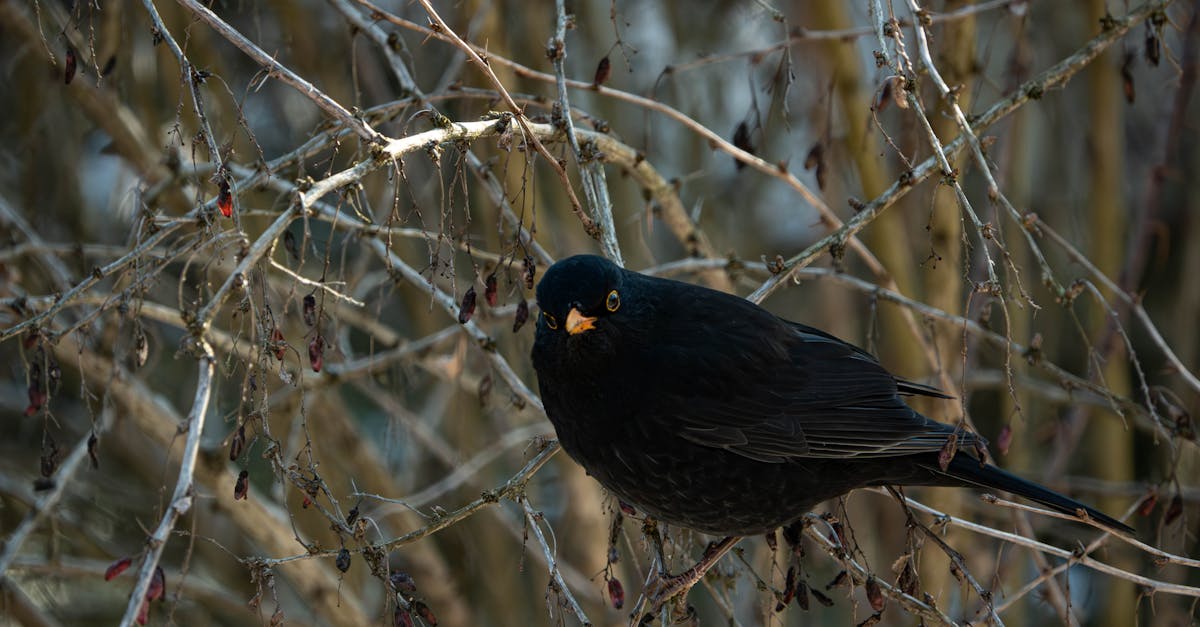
[531,254,1132,538]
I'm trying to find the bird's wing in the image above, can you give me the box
[653,318,964,464]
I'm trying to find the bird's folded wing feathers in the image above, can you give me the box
[663,324,964,463]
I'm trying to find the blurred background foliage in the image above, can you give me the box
[1,0,1198,625]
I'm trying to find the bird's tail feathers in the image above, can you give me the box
[937,455,1134,535]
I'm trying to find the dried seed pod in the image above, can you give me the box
[217,179,233,218]
[411,600,438,626]
[795,581,810,610]
[104,557,133,581]
[513,300,530,332]
[270,328,286,361]
[302,294,317,327]
[1165,493,1183,526]
[64,46,77,84]
[234,470,249,500]
[335,548,351,573]
[230,424,246,461]
[147,566,166,601]
[938,431,959,472]
[308,335,325,372]
[1136,490,1158,517]
[593,55,612,87]
[607,577,625,609]
[484,273,498,307]
[390,571,417,594]
[811,587,834,607]
[996,424,1013,456]
[866,576,885,611]
[458,286,477,324]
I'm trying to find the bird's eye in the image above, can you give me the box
[542,311,558,330]
[606,290,620,312]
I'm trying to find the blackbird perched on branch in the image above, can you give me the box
[531,255,1132,538]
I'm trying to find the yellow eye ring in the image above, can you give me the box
[543,311,558,330]
[606,290,620,312]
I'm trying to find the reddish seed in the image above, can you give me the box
[484,273,498,307]
[104,557,132,581]
[1137,491,1158,517]
[302,495,312,509]
[513,300,529,332]
[234,470,249,500]
[393,607,414,627]
[618,501,637,516]
[136,598,150,625]
[607,577,625,609]
[217,180,233,218]
[811,588,834,607]
[308,335,324,372]
[335,548,351,573]
[458,287,477,324]
[782,566,796,604]
[593,55,612,87]
[764,530,777,552]
[64,46,77,84]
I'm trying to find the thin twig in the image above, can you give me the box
[118,340,215,627]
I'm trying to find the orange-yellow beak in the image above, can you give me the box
[565,307,597,335]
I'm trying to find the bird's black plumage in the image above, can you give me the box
[531,255,1132,536]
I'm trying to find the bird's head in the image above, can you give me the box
[535,254,625,336]
[532,255,631,368]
